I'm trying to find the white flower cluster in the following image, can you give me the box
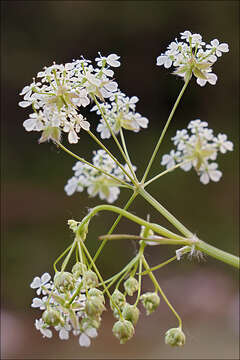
[64,150,134,203]
[30,266,105,347]
[19,53,121,143]
[161,119,233,184]
[91,91,149,139]
[157,30,229,86]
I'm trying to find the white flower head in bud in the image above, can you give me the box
[165,327,186,347]
[112,319,135,344]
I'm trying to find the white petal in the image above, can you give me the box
[210,170,222,182]
[30,277,41,288]
[79,333,91,347]
[23,119,36,132]
[19,101,31,108]
[31,298,44,308]
[68,130,79,144]
[59,329,69,340]
[85,328,98,338]
[218,43,229,52]
[41,273,51,284]
[200,172,209,184]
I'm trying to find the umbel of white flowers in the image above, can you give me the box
[161,119,233,184]
[64,150,135,203]
[156,30,229,86]
[19,53,148,144]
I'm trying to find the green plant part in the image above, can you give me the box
[165,327,186,347]
[112,319,135,344]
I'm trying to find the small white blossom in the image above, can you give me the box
[199,162,222,184]
[35,319,52,338]
[30,273,51,295]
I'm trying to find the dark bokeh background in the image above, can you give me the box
[1,1,239,359]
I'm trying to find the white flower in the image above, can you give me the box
[156,55,172,68]
[31,297,47,310]
[35,319,52,338]
[206,39,229,57]
[196,72,217,87]
[199,163,222,184]
[161,150,180,169]
[30,273,51,295]
[213,134,233,153]
[79,327,98,347]
[55,322,72,340]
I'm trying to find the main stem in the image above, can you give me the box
[141,79,190,183]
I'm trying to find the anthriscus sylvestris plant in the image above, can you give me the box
[20,31,239,348]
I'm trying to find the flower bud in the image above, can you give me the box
[112,319,135,344]
[72,262,87,278]
[140,292,160,315]
[54,271,75,293]
[85,270,98,288]
[42,308,63,326]
[165,327,186,347]
[85,296,105,318]
[122,303,140,326]
[88,288,105,303]
[124,277,139,296]
[110,289,126,311]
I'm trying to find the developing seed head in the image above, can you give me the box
[112,319,135,344]
[85,270,98,288]
[122,303,140,326]
[85,296,106,318]
[42,308,64,327]
[110,289,126,311]
[140,292,160,315]
[72,262,87,278]
[124,277,139,296]
[88,288,105,303]
[54,271,75,293]
[165,327,186,347]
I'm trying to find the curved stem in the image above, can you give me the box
[53,244,72,273]
[141,79,190,183]
[142,255,182,329]
[138,187,193,238]
[140,255,178,275]
[56,141,132,189]
[91,191,138,265]
[79,204,188,241]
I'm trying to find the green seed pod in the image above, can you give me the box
[124,277,139,296]
[112,319,135,344]
[72,262,87,278]
[140,292,160,315]
[165,327,186,347]
[88,288,105,303]
[42,308,63,327]
[85,270,98,288]
[85,296,105,318]
[54,271,75,293]
[110,289,126,311]
[122,303,140,326]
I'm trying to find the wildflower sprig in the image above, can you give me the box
[22,31,239,349]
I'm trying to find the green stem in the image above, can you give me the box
[87,130,135,184]
[79,204,187,240]
[61,239,77,271]
[119,128,138,182]
[91,192,138,265]
[53,244,72,273]
[98,234,190,245]
[92,95,136,180]
[143,160,191,187]
[134,242,145,306]
[196,240,239,269]
[56,141,132,188]
[140,255,178,275]
[142,255,182,329]
[141,79,190,183]
[138,187,193,238]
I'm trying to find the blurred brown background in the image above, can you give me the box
[1,1,239,359]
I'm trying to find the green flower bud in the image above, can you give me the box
[85,296,105,318]
[85,270,98,288]
[72,262,87,278]
[140,292,160,315]
[165,327,186,347]
[88,288,105,303]
[42,308,63,326]
[81,316,102,330]
[54,271,75,293]
[122,303,140,326]
[124,277,139,296]
[112,319,135,344]
[110,289,126,311]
